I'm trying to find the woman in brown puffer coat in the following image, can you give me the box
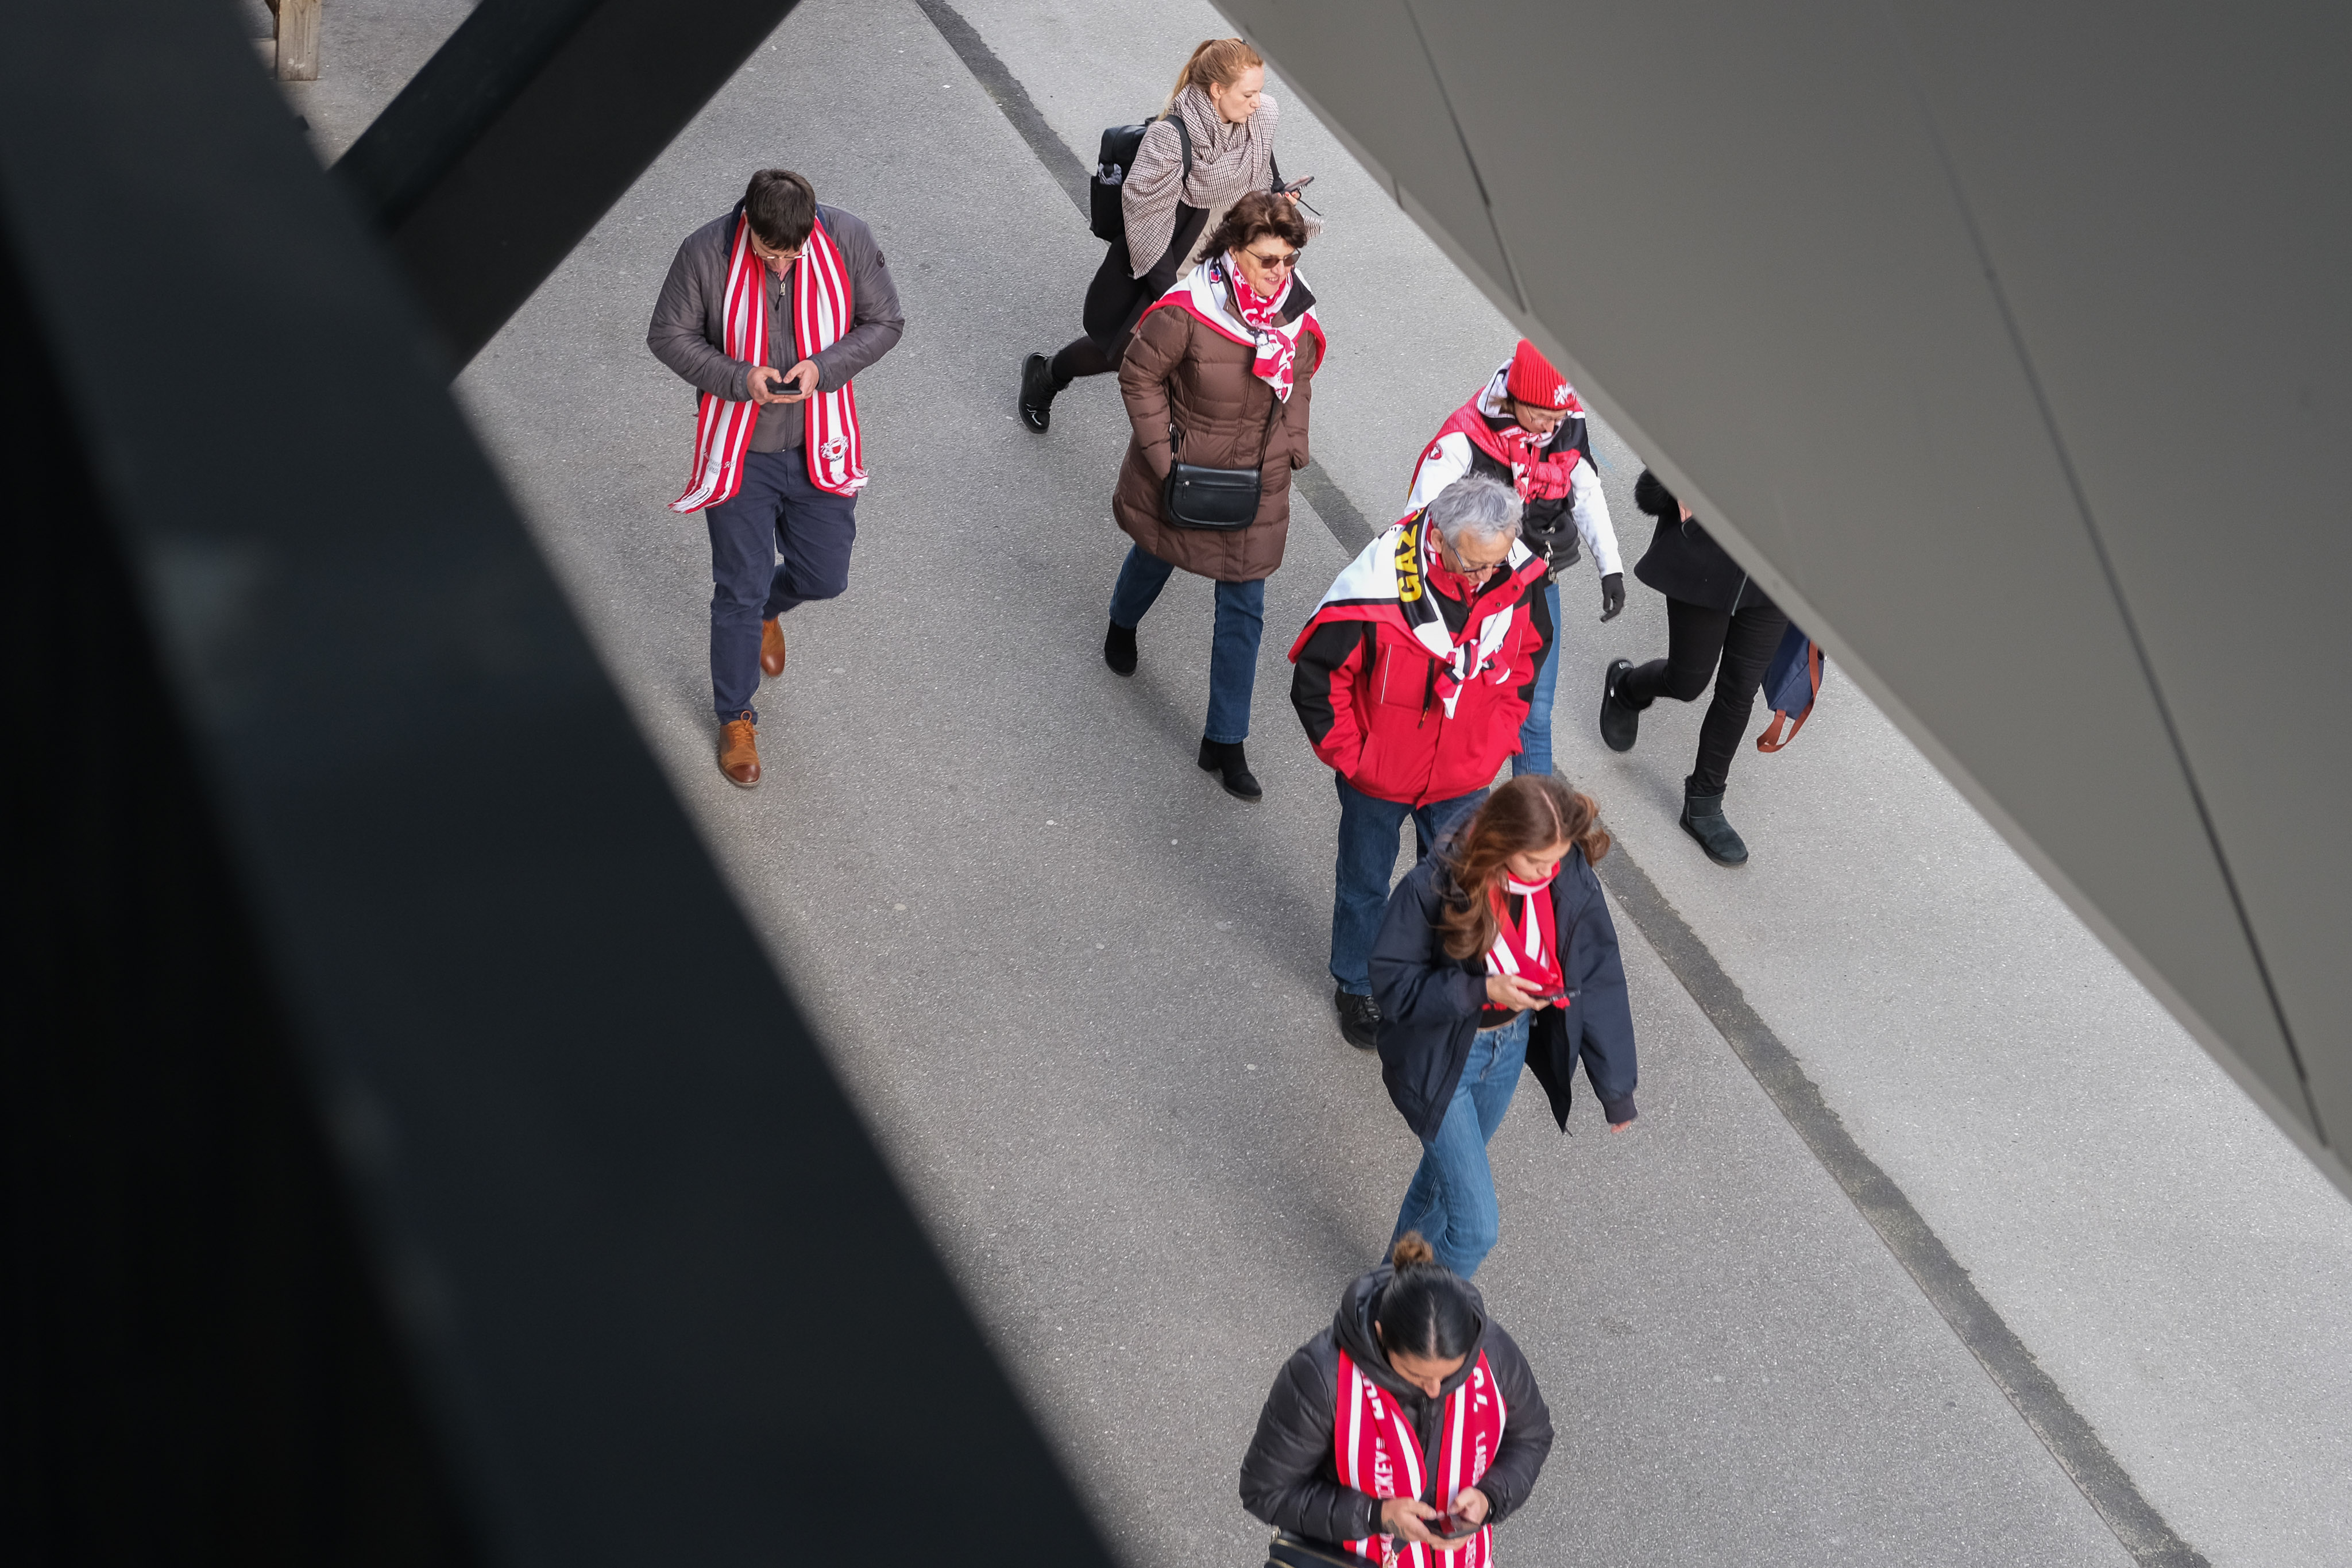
[1103,191,1324,801]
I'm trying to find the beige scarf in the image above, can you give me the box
[1121,86,1280,274]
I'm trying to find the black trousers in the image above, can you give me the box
[1048,333,1121,387]
[1618,595,1789,795]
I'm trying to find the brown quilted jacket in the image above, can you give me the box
[1111,284,1322,583]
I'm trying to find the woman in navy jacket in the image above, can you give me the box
[1369,774,1638,1277]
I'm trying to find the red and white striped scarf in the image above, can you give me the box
[1334,1346,1505,1568]
[670,210,865,512]
[1486,867,1562,997]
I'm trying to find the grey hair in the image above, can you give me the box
[1427,474,1520,549]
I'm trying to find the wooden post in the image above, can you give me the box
[275,0,319,83]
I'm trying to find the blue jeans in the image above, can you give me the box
[1392,1012,1531,1278]
[1328,775,1487,994]
[1512,577,1563,778]
[1107,544,1265,744]
[704,447,859,721]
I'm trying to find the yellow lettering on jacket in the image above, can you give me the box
[1396,517,1424,604]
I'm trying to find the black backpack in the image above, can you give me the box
[1090,114,1191,244]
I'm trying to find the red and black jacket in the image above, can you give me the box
[1288,519,1554,806]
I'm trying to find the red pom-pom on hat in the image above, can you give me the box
[1504,339,1581,412]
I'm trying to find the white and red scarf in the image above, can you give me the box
[669,208,865,512]
[1416,364,1588,508]
[1334,1346,1505,1568]
[1301,512,1543,720]
[1140,252,1325,402]
[1486,867,1563,997]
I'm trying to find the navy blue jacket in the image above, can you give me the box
[1369,854,1638,1140]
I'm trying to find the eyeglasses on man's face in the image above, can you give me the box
[1443,538,1512,578]
[751,239,802,266]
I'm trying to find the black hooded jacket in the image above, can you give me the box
[1239,1264,1554,1547]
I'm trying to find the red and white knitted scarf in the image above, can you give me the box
[1486,867,1563,997]
[1334,1346,1505,1568]
[670,209,865,512]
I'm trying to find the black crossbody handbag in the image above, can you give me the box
[1264,1532,1362,1568]
[1162,385,1283,531]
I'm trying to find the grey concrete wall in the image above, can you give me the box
[1211,0,2352,1198]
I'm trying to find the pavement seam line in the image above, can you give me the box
[1594,849,2209,1568]
[920,4,2206,1562]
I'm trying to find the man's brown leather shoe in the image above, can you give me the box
[759,617,787,677]
[718,716,761,788]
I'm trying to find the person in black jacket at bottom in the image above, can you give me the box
[1241,1234,1554,1566]
[1598,469,1791,867]
[1372,775,1637,1280]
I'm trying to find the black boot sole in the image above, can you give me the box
[1679,809,1750,867]
[1199,758,1264,802]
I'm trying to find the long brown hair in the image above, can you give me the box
[1436,775,1611,961]
[1163,37,1264,117]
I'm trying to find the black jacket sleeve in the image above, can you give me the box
[1368,867,1485,1030]
[1473,1324,1555,1523]
[1239,1342,1384,1543]
[1565,862,1638,1123]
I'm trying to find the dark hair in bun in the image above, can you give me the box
[1376,1232,1481,1361]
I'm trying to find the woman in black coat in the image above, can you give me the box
[1241,1235,1554,1563]
[1368,775,1638,1280]
[1598,469,1791,866]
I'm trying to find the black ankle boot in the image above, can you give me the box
[1198,737,1263,801]
[1104,620,1137,675]
[1599,658,1640,752]
[1679,787,1749,866]
[1019,353,1057,433]
[1334,987,1382,1051]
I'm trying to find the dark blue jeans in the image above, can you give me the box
[1511,577,1563,778]
[1106,543,1265,744]
[1328,774,1488,995]
[704,447,858,721]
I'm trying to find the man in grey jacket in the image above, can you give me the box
[647,168,905,787]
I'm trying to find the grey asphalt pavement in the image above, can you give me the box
[276,1,2352,1563]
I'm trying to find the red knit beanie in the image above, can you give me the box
[1504,339,1581,412]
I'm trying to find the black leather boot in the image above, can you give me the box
[1019,353,1057,433]
[1679,787,1749,866]
[1198,737,1263,802]
[1599,657,1641,753]
[1104,620,1138,675]
[1334,988,1382,1051]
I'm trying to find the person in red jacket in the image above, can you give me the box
[1291,474,1553,1051]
